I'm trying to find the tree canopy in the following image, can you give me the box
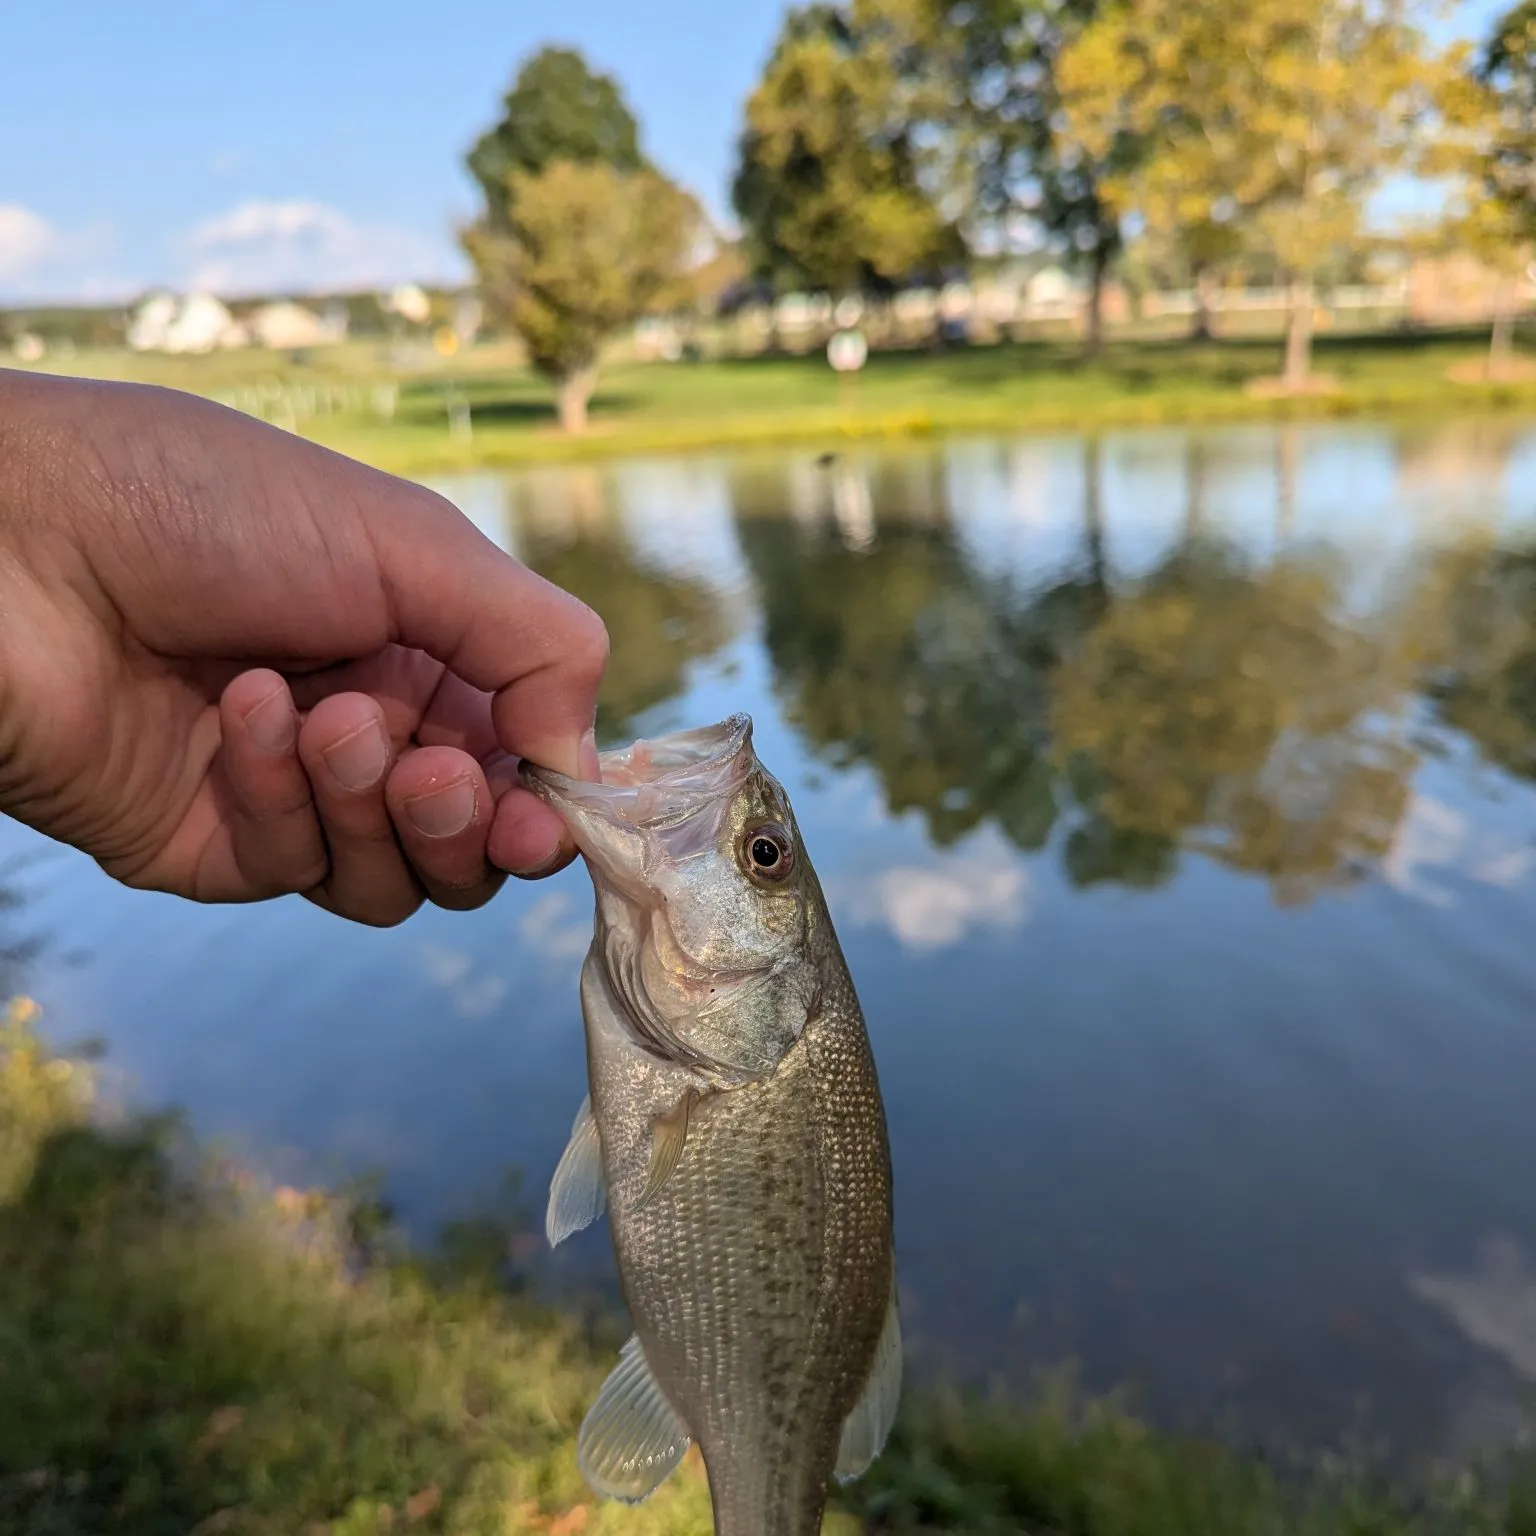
[1477,0,1536,252]
[462,158,702,432]
[732,2,960,295]
[926,0,1137,353]
[466,47,643,230]
[1057,0,1447,385]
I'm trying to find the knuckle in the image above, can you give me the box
[279,855,331,896]
[565,601,611,682]
[360,899,421,929]
[262,781,319,822]
[308,884,422,929]
[233,839,328,899]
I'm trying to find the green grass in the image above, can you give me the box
[19,326,1536,477]
[6,994,1536,1535]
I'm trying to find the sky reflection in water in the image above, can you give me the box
[6,418,1536,1463]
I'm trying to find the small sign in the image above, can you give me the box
[828,328,868,373]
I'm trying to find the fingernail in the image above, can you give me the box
[244,689,295,755]
[404,777,476,838]
[322,721,388,791]
[578,728,601,782]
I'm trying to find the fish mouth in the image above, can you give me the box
[523,716,783,1080]
[519,714,756,828]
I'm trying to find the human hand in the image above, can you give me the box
[0,368,608,925]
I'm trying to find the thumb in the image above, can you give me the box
[367,478,609,779]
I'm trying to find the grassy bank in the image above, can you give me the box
[5,996,1536,1535]
[21,328,1536,476]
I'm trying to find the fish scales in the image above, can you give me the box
[593,962,892,1535]
[525,715,900,1536]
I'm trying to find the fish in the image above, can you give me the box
[521,713,899,1536]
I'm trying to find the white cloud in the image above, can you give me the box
[0,204,126,303]
[518,889,593,966]
[832,829,1031,952]
[1410,1234,1536,1381]
[0,206,54,283]
[417,941,509,1019]
[1383,793,1536,907]
[182,198,467,297]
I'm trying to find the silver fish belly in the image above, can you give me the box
[526,715,899,1536]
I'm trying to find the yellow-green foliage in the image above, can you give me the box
[0,996,94,1203]
[0,999,718,1535]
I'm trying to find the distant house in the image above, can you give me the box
[128,292,245,353]
[1024,265,1078,309]
[383,283,432,325]
[126,293,179,351]
[248,301,346,350]
[1406,253,1536,326]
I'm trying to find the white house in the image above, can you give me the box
[126,293,179,351]
[248,301,347,350]
[128,292,244,353]
[383,283,432,325]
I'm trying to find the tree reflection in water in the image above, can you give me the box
[0,856,42,999]
[498,433,1536,909]
[508,467,733,744]
[1052,540,1420,905]
[729,439,1481,904]
[734,449,1107,856]
[1419,540,1536,784]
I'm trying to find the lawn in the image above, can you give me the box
[5,994,1536,1536]
[17,324,1536,478]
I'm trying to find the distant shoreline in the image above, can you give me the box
[18,330,1536,478]
[321,376,1536,478]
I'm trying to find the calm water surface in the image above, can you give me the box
[7,419,1536,1463]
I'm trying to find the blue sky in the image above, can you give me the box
[0,0,1512,305]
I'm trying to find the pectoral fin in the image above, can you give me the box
[834,1282,903,1483]
[577,1333,691,1504]
[546,1096,606,1247]
[634,1089,698,1211]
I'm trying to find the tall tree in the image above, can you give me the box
[732,2,960,297]
[1485,0,1536,189]
[466,47,643,230]
[463,47,704,432]
[1466,0,1536,366]
[939,0,1136,355]
[462,161,703,433]
[1058,0,1445,387]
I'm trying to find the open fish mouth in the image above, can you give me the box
[519,714,756,828]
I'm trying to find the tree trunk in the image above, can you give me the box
[1282,277,1313,389]
[1184,438,1209,539]
[1083,247,1109,358]
[1276,423,1298,542]
[1490,301,1514,377]
[1082,436,1107,592]
[557,365,597,434]
[1191,266,1219,342]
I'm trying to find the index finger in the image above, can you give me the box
[365,479,609,779]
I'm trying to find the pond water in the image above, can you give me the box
[7,418,1536,1466]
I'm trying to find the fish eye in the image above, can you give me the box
[741,822,794,882]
